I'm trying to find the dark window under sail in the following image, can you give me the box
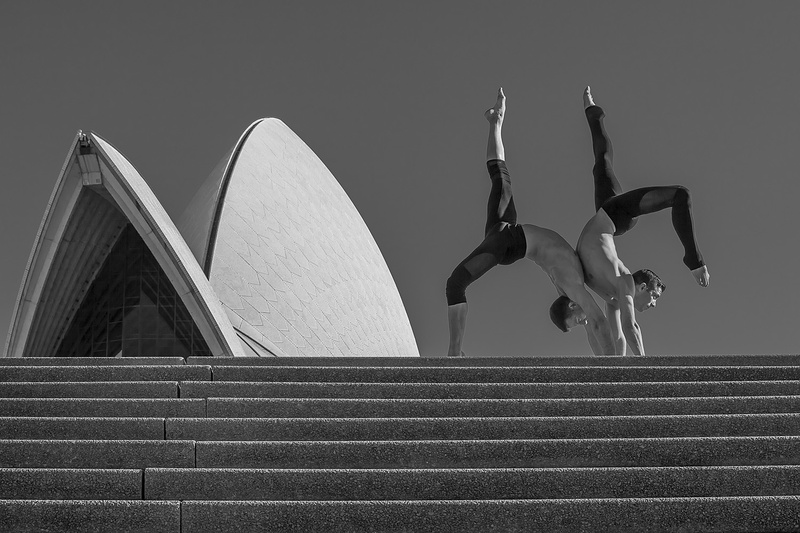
[56,224,211,357]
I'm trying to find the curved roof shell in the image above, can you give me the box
[4,133,243,357]
[179,118,418,356]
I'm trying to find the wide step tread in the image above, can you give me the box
[180,497,800,533]
[0,440,195,468]
[0,468,141,499]
[143,465,800,500]
[0,417,165,439]
[204,395,800,417]
[180,379,800,399]
[166,413,800,441]
[0,500,180,533]
[0,398,204,417]
[194,436,800,468]
[210,365,800,383]
[0,381,178,398]
[0,365,210,382]
[187,355,800,367]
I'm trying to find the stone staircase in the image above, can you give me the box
[1,355,799,532]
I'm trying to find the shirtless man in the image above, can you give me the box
[446,88,615,357]
[577,86,710,356]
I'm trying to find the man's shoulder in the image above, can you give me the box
[578,211,616,242]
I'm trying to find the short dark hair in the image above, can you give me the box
[633,269,666,293]
[549,295,572,333]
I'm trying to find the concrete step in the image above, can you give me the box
[0,365,210,382]
[143,465,800,501]
[0,417,164,440]
[0,468,141,499]
[0,500,179,533]
[167,413,800,441]
[0,398,205,418]
[210,365,800,383]
[0,439,195,468]
[7,496,797,532]
[195,436,800,469]
[0,357,186,366]
[187,355,800,367]
[180,497,800,533]
[204,396,800,418]
[0,381,178,398]
[180,379,800,399]
[9,434,792,471]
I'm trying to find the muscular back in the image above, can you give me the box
[521,223,587,292]
[576,210,630,304]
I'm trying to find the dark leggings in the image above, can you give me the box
[446,160,526,305]
[586,105,705,270]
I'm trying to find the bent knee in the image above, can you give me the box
[446,267,470,306]
[673,186,691,206]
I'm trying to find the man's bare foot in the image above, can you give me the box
[484,87,506,124]
[583,86,595,109]
[692,265,710,287]
[447,350,466,358]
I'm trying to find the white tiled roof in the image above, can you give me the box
[180,119,418,356]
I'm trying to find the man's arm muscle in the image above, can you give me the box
[585,327,603,356]
[616,274,645,356]
[606,301,625,356]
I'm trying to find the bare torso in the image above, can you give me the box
[521,223,586,293]
[576,209,631,305]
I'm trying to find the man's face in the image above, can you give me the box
[565,304,588,330]
[634,284,662,312]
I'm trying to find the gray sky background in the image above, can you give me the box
[1,1,798,356]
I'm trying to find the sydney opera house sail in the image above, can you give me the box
[4,119,418,357]
[178,118,418,356]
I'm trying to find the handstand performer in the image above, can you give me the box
[577,86,710,356]
[446,88,615,357]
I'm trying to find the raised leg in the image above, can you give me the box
[485,87,506,161]
[446,89,523,356]
[606,186,709,285]
[484,88,517,236]
[584,86,624,211]
[446,89,516,355]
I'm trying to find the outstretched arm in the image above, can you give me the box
[616,274,645,356]
[585,327,603,356]
[606,302,626,356]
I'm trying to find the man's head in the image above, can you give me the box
[549,295,588,332]
[632,269,666,312]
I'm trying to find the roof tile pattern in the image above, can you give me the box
[198,119,418,356]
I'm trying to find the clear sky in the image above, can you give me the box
[1,1,798,356]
